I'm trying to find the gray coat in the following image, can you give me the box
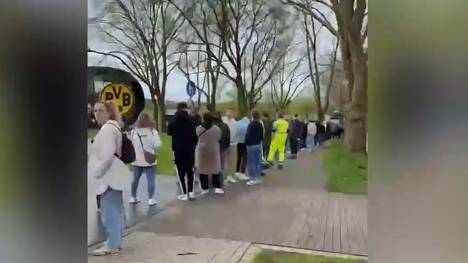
[195,125,222,175]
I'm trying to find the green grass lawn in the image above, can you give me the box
[322,140,367,194]
[253,250,366,263]
[156,133,175,175]
[88,129,176,176]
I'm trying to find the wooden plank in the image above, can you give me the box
[331,194,341,253]
[323,193,334,252]
[339,195,352,254]
[282,194,310,247]
[344,197,361,255]
[296,192,321,248]
[308,192,328,251]
[360,198,368,254]
[351,197,367,255]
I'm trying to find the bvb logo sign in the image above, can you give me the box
[99,83,134,114]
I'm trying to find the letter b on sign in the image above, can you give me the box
[123,93,131,107]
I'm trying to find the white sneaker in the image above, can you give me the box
[227,175,238,183]
[214,188,225,194]
[148,199,157,206]
[247,180,261,186]
[199,190,209,196]
[237,173,250,181]
[91,246,119,256]
[177,194,188,201]
[189,192,197,198]
[129,197,140,204]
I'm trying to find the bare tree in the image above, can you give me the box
[170,0,288,116]
[177,42,207,108]
[283,0,368,152]
[88,0,184,131]
[302,12,339,123]
[267,45,309,113]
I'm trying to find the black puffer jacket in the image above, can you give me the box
[168,110,198,154]
[215,120,231,151]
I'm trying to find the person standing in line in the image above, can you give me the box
[88,101,131,256]
[315,120,326,147]
[213,111,231,188]
[245,110,264,185]
[129,112,161,206]
[307,120,317,152]
[262,112,273,160]
[168,102,198,201]
[288,114,303,159]
[190,106,202,127]
[301,118,308,150]
[267,113,289,169]
[196,112,224,194]
[235,115,251,181]
[222,108,238,184]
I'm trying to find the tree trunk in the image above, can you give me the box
[316,105,325,123]
[314,86,324,123]
[343,45,367,153]
[210,79,217,111]
[236,77,248,117]
[344,101,366,152]
[158,99,167,132]
[238,91,248,117]
[151,96,159,129]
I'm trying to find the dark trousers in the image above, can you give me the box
[263,140,271,159]
[290,137,299,155]
[96,195,101,209]
[200,173,222,190]
[236,143,247,173]
[176,162,194,194]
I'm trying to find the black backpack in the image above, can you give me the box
[217,122,231,151]
[109,123,136,164]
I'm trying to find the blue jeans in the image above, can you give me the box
[247,144,262,180]
[100,188,124,249]
[307,135,315,152]
[132,166,156,199]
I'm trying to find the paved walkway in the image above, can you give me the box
[137,150,367,256]
[88,231,367,263]
[89,232,251,263]
[87,174,179,245]
[88,149,368,261]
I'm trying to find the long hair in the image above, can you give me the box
[202,112,214,129]
[96,101,122,124]
[136,112,156,129]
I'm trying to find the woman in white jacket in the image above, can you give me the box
[129,113,161,206]
[88,101,131,256]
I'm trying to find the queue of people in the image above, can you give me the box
[168,103,267,200]
[88,100,344,256]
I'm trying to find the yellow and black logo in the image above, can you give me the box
[99,83,134,114]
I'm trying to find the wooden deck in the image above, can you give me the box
[137,151,368,256]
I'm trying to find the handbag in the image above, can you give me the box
[137,130,157,164]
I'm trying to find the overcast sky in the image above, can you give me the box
[87,0,338,102]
